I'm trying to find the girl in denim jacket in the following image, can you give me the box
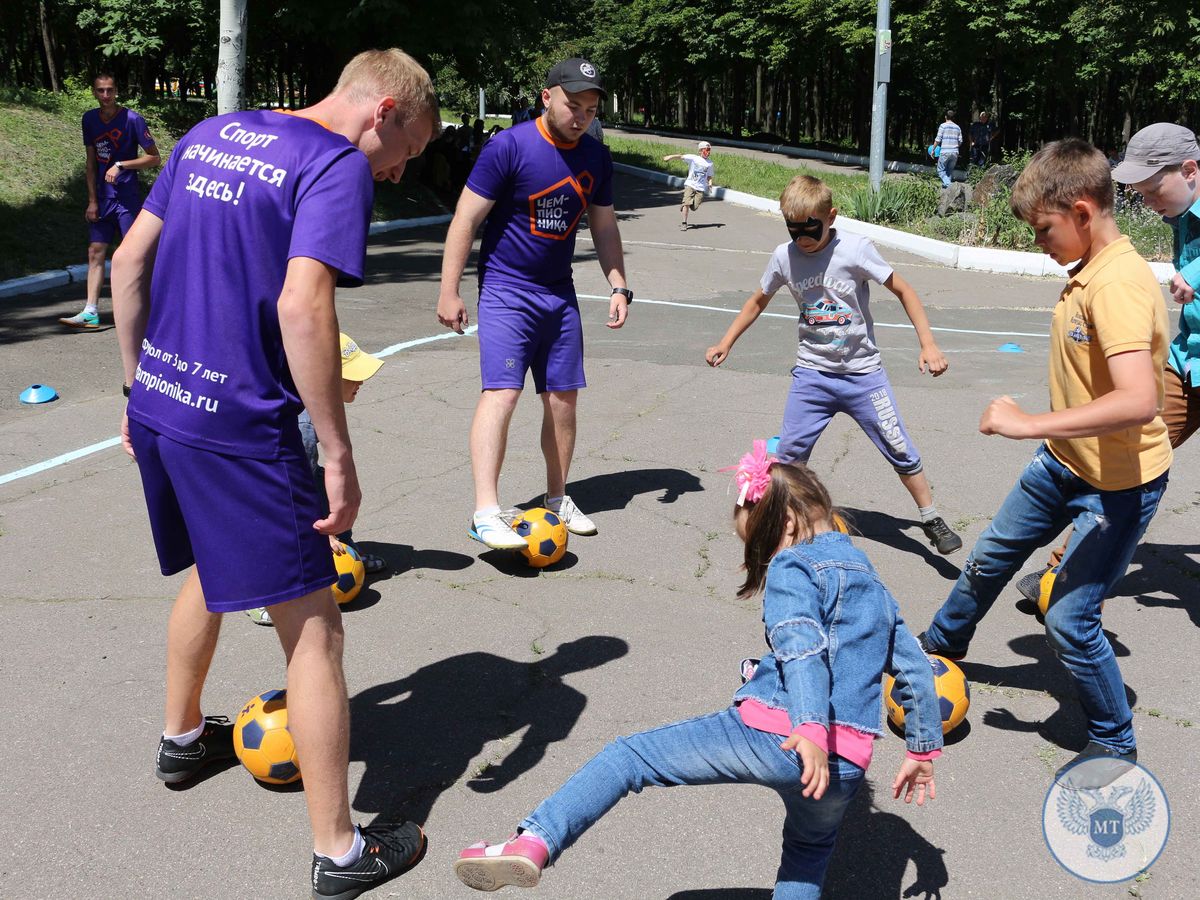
[454,442,945,899]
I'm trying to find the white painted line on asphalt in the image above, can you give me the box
[577,294,1051,339]
[578,235,769,256]
[375,324,477,358]
[0,328,478,488]
[0,436,122,486]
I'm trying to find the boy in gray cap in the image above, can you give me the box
[1016,123,1200,601]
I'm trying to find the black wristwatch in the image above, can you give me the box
[611,287,633,304]
[122,383,132,398]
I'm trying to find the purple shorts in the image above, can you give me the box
[777,365,923,475]
[477,284,586,393]
[128,418,336,613]
[88,193,142,244]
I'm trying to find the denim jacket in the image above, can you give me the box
[733,532,944,754]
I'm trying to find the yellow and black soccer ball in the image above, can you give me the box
[233,690,301,784]
[883,654,970,735]
[512,508,568,567]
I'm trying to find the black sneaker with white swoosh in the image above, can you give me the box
[312,822,427,900]
[154,715,236,784]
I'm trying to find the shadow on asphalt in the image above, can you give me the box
[163,757,241,791]
[347,636,629,826]
[518,467,705,514]
[0,290,117,346]
[826,782,948,900]
[837,507,962,580]
[477,548,580,576]
[1118,541,1200,628]
[355,540,474,576]
[960,631,1135,753]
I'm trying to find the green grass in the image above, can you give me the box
[0,86,446,281]
[0,85,199,281]
[607,135,1174,262]
[605,135,866,209]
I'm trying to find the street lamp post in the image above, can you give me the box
[868,0,892,192]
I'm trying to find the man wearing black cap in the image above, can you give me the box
[437,58,632,550]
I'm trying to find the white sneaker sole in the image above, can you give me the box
[564,522,597,536]
[468,524,528,551]
[454,855,541,891]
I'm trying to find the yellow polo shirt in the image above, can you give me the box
[1046,236,1172,490]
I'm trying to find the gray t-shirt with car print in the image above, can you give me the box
[760,230,894,374]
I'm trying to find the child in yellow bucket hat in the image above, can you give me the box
[247,332,385,625]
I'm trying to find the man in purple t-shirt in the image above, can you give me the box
[437,58,633,550]
[60,73,160,329]
[111,50,438,898]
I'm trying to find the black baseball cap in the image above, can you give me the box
[546,58,606,99]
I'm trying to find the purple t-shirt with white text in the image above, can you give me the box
[127,110,374,459]
[467,118,613,296]
[82,107,156,199]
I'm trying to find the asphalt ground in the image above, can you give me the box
[1,175,1197,899]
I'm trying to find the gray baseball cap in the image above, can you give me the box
[1112,123,1200,184]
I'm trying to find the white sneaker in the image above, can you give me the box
[469,511,527,550]
[550,494,598,536]
[246,607,273,626]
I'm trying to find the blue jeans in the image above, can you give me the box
[937,151,958,187]
[520,707,864,899]
[925,445,1167,753]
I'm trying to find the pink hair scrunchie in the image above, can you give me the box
[719,439,776,506]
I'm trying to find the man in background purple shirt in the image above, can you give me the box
[111,49,438,898]
[60,73,160,329]
[437,58,632,550]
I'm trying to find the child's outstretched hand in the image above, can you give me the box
[780,733,829,799]
[918,345,948,376]
[706,344,730,367]
[892,758,936,806]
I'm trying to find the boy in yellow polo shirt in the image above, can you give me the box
[918,139,1171,787]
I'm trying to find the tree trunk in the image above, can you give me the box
[1121,71,1140,146]
[38,1,60,92]
[755,64,763,130]
[215,0,249,114]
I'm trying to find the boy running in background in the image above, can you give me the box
[920,139,1171,787]
[706,174,963,555]
[663,141,714,230]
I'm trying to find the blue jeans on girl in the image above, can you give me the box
[519,706,865,900]
[924,445,1167,753]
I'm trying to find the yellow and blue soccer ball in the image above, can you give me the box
[512,508,568,567]
[882,654,970,735]
[332,545,365,605]
[1037,566,1058,617]
[234,689,301,784]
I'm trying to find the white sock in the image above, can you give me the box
[544,495,563,512]
[164,720,204,745]
[321,826,364,867]
[83,304,98,315]
[918,505,939,523]
[474,505,501,521]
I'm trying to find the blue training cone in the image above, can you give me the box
[766,435,780,455]
[997,343,1024,353]
[19,384,58,404]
